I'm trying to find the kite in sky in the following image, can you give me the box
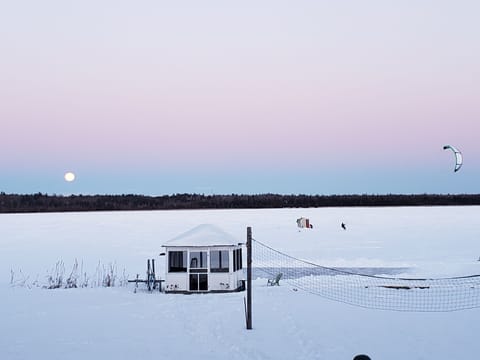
[443,145,463,172]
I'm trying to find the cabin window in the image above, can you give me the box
[233,249,243,271]
[210,250,229,272]
[190,251,207,269]
[168,251,187,272]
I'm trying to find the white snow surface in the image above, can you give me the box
[2,206,480,360]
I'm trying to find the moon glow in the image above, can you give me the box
[64,172,76,182]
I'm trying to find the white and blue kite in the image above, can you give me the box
[443,144,463,172]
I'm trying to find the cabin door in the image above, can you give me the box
[189,273,208,291]
[189,251,208,291]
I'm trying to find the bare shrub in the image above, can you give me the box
[10,260,129,289]
[46,261,65,289]
[65,259,79,289]
[10,268,30,288]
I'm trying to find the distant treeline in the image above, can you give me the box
[1,192,480,213]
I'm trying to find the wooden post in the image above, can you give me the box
[151,258,156,290]
[246,226,252,330]
[147,259,151,291]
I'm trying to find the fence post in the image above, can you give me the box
[246,226,252,330]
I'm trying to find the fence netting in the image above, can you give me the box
[253,238,480,312]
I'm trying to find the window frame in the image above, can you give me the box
[210,249,230,273]
[189,251,208,270]
[168,250,187,273]
[233,248,243,271]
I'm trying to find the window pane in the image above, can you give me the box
[211,250,229,272]
[190,251,207,268]
[189,274,198,291]
[234,249,241,271]
[199,274,208,291]
[168,251,187,272]
[234,249,239,271]
[210,251,220,269]
[220,250,229,270]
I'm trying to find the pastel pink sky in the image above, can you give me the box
[1,1,479,194]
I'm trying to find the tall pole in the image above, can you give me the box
[246,226,252,330]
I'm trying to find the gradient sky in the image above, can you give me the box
[1,1,479,195]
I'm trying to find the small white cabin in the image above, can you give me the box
[163,224,245,293]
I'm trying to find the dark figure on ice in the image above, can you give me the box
[353,355,371,360]
[341,222,346,230]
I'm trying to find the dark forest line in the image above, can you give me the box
[1,193,480,213]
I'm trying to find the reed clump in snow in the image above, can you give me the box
[10,260,129,289]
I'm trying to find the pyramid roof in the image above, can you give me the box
[163,224,241,247]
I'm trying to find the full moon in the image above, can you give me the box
[64,172,76,182]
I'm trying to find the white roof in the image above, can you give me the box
[163,224,241,247]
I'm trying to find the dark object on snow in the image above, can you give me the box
[341,222,346,230]
[353,355,371,360]
[379,285,430,290]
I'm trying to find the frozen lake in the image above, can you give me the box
[2,206,480,281]
[2,206,480,359]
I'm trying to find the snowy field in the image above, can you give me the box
[2,206,480,359]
